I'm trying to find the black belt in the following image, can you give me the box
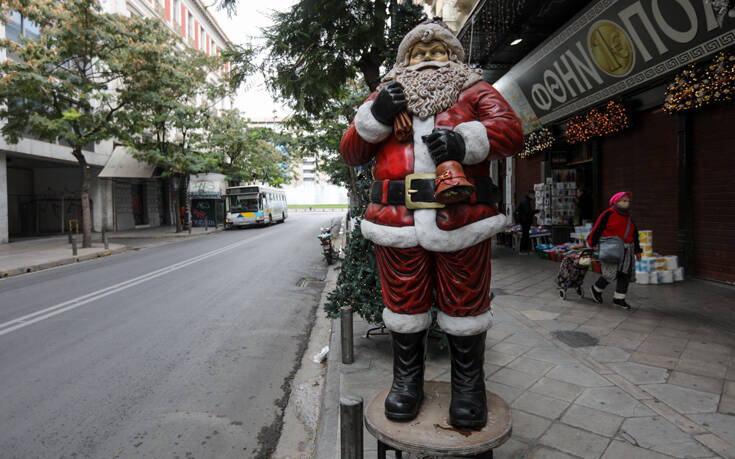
[370,174,500,210]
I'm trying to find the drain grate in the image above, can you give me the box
[551,330,598,348]
[296,277,325,289]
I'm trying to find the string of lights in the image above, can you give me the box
[520,127,554,158]
[565,100,630,144]
[664,50,735,114]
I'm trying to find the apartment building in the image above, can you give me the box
[0,0,232,243]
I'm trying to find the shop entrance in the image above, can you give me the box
[131,183,147,226]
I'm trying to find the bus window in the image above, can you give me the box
[229,195,258,212]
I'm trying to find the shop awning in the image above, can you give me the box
[98,148,155,179]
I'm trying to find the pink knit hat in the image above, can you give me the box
[609,191,632,207]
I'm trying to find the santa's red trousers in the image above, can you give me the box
[374,239,492,317]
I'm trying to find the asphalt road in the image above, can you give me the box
[0,212,342,459]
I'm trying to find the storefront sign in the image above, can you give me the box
[494,0,735,130]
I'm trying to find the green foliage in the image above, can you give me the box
[324,219,385,325]
[385,1,426,68]
[206,109,291,186]
[263,0,389,114]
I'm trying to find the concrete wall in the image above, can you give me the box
[0,152,7,243]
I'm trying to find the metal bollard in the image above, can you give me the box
[341,306,354,364]
[340,395,363,459]
[205,219,208,231]
[71,235,78,256]
[102,231,109,250]
[68,232,72,244]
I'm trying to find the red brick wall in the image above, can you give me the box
[600,108,679,256]
[691,104,735,283]
[514,154,543,207]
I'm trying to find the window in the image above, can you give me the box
[200,26,205,50]
[187,12,193,38]
[173,0,180,23]
[5,11,40,43]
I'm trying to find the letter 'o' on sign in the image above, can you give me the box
[587,20,635,77]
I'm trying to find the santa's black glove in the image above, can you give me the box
[422,129,466,164]
[370,81,407,125]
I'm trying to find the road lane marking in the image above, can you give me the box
[0,232,272,337]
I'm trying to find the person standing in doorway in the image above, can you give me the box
[575,188,594,222]
[587,191,641,309]
[515,190,538,254]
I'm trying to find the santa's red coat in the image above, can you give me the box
[340,79,523,252]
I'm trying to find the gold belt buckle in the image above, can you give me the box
[405,173,445,210]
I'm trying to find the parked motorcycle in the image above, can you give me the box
[317,227,336,265]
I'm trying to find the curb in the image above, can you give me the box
[108,227,224,240]
[0,247,127,279]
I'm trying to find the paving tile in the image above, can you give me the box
[507,356,555,377]
[631,351,678,369]
[525,347,578,365]
[575,387,656,417]
[620,416,715,458]
[527,446,580,459]
[512,409,553,441]
[718,395,735,415]
[606,361,670,384]
[512,391,571,420]
[616,321,657,334]
[522,310,560,321]
[489,367,541,391]
[668,371,723,394]
[679,352,731,371]
[539,423,610,458]
[491,341,532,357]
[529,377,584,402]
[599,330,647,351]
[637,335,688,358]
[493,436,529,459]
[689,413,735,445]
[587,346,631,363]
[725,380,735,397]
[642,383,720,414]
[486,381,525,405]
[546,363,612,387]
[561,404,623,437]
[504,332,549,347]
[685,338,733,357]
[601,440,677,459]
[485,349,519,366]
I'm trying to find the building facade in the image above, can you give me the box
[0,0,231,243]
[458,0,735,284]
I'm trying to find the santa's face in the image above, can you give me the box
[408,40,449,68]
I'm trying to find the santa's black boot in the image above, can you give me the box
[384,330,427,421]
[447,332,487,429]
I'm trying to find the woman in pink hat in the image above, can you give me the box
[586,192,642,309]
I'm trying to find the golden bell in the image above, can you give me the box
[434,160,475,204]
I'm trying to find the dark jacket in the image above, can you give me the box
[576,191,594,221]
[515,196,535,226]
[587,207,642,253]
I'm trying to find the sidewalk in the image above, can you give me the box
[327,244,735,458]
[0,226,221,278]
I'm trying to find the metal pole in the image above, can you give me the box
[71,234,78,256]
[341,306,354,364]
[103,231,109,250]
[340,395,363,459]
[205,217,208,231]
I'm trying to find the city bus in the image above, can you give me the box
[224,185,288,228]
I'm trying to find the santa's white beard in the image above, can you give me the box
[392,61,471,120]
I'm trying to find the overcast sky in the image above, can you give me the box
[209,1,297,120]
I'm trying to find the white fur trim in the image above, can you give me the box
[438,310,493,336]
[613,292,626,299]
[382,309,432,333]
[354,101,392,144]
[454,121,490,165]
[361,219,419,248]
[414,211,506,252]
[413,115,436,173]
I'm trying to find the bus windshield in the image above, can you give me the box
[228,194,259,212]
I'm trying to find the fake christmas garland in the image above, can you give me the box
[663,50,735,113]
[565,100,630,144]
[520,127,554,158]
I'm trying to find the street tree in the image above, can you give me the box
[0,0,169,247]
[206,109,290,187]
[119,29,228,233]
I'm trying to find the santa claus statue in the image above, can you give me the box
[340,19,523,429]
